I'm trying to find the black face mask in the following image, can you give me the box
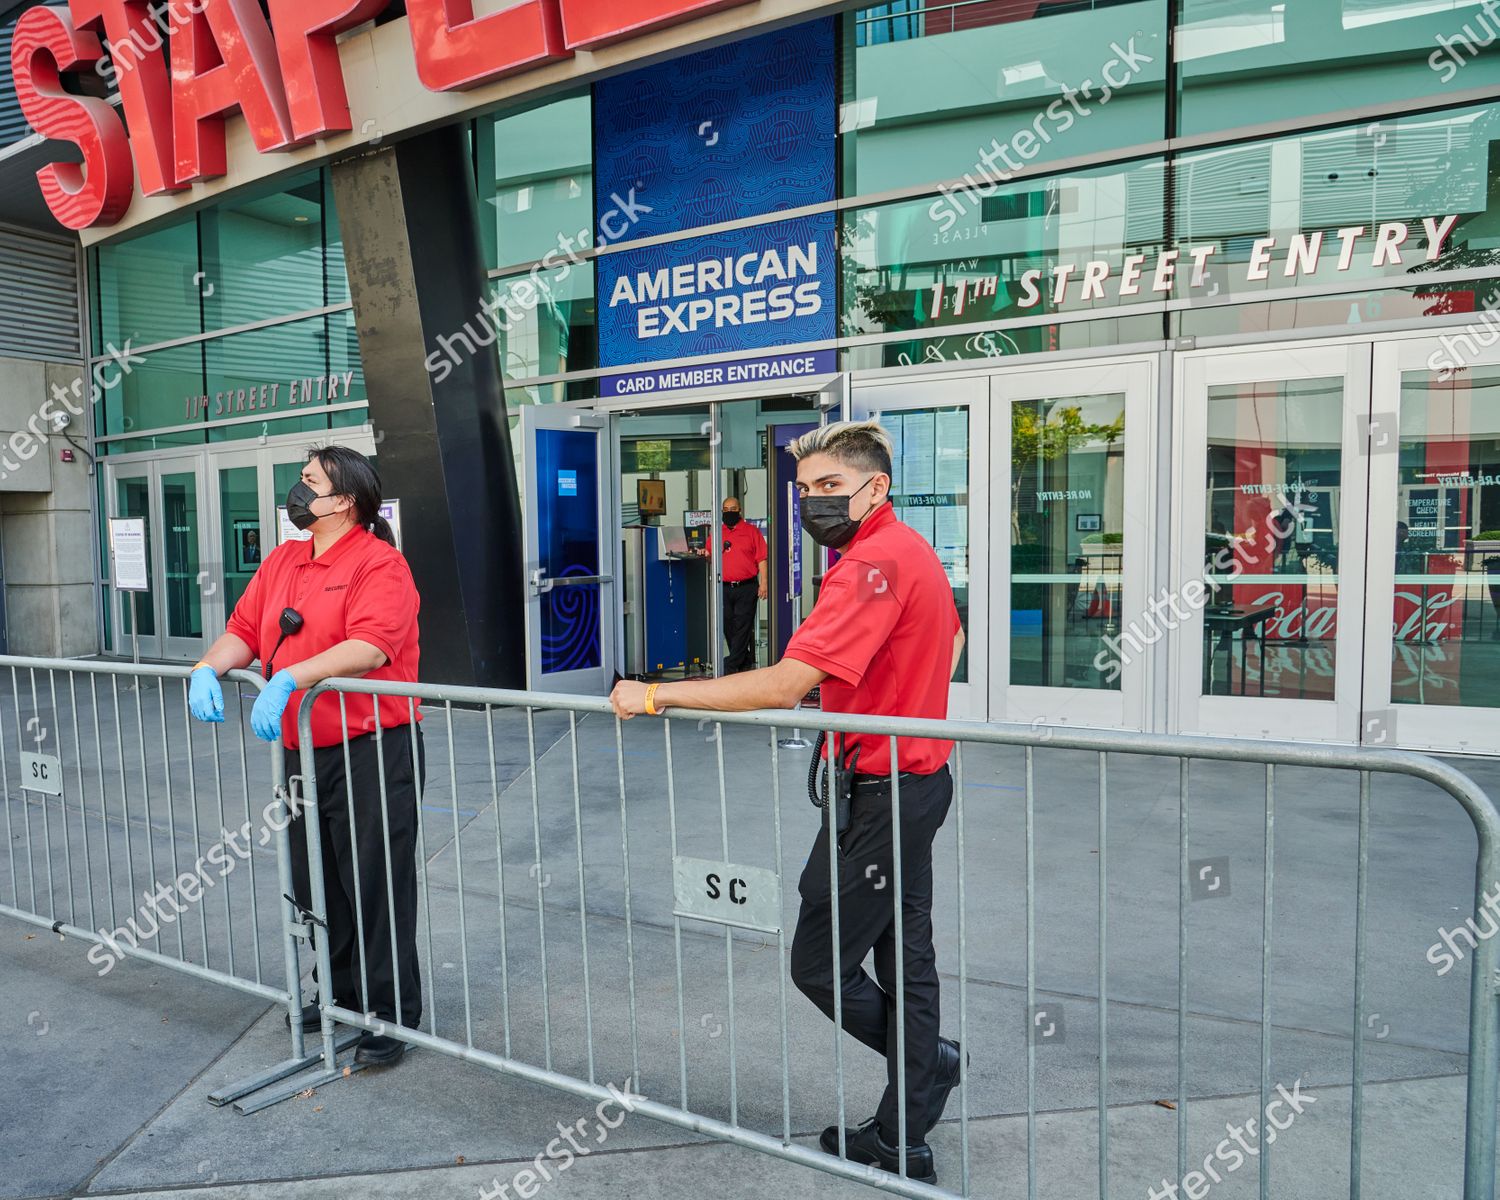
[722,511,742,528]
[285,481,334,531]
[800,476,878,550]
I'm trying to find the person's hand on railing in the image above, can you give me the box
[188,665,225,723]
[251,669,298,742]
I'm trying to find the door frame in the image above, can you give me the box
[1364,334,1500,753]
[993,355,1157,732]
[520,405,618,693]
[1169,340,1372,743]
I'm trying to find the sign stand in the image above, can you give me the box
[109,517,149,676]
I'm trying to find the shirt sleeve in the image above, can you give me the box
[783,558,903,687]
[346,557,419,664]
[224,557,269,658]
[753,525,768,565]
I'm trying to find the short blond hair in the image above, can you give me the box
[786,419,894,476]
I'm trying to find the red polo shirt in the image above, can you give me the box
[721,519,767,583]
[784,502,959,776]
[225,526,421,749]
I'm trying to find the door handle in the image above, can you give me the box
[530,569,610,595]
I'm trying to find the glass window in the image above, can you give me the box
[162,470,203,640]
[881,406,971,682]
[1174,104,1500,302]
[1176,0,1500,139]
[200,172,327,331]
[99,341,205,447]
[843,157,1167,341]
[476,94,593,271]
[205,316,347,442]
[94,219,202,351]
[1203,378,1344,700]
[1009,394,1125,689]
[487,262,596,382]
[844,0,1167,196]
[1392,366,1500,708]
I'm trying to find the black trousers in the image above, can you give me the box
[722,580,758,674]
[287,728,425,1028]
[791,765,953,1145]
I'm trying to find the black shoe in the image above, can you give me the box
[283,1003,320,1032]
[819,1118,935,1184]
[925,1037,966,1134]
[353,1032,406,1067]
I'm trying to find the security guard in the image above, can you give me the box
[189,446,422,1068]
[720,495,768,673]
[611,420,963,1184]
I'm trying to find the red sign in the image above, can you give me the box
[10,0,757,229]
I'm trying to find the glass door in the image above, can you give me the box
[1172,343,1371,742]
[1364,337,1500,752]
[995,358,1154,730]
[520,406,618,694]
[158,460,207,659]
[850,373,988,721]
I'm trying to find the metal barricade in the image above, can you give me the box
[286,677,1500,1200]
[0,655,347,1110]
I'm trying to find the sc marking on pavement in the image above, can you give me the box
[673,856,782,935]
[20,752,62,796]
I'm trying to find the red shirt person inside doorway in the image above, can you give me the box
[720,496,768,674]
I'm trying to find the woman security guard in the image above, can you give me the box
[188,446,423,1067]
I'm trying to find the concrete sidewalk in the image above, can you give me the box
[2,686,1497,1199]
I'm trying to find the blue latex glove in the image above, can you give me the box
[251,669,298,742]
[188,666,224,723]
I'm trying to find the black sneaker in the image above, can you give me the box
[354,1032,406,1067]
[819,1118,935,1184]
[925,1037,966,1134]
[283,1003,320,1032]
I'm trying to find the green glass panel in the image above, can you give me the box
[1176,1,1500,138]
[476,94,593,270]
[94,218,201,352]
[200,172,326,331]
[161,471,203,640]
[845,1,1167,196]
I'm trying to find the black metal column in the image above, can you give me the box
[330,127,524,688]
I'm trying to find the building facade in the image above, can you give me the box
[8,0,1500,752]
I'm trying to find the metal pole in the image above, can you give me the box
[130,590,141,666]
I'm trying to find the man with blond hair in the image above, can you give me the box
[611,419,964,1185]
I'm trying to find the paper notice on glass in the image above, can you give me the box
[935,506,969,585]
[900,504,935,542]
[880,413,904,493]
[935,411,968,493]
[902,411,936,494]
[109,518,148,591]
[278,506,313,544]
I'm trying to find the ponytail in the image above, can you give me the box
[368,514,397,546]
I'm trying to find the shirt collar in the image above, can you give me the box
[844,497,896,553]
[299,524,368,568]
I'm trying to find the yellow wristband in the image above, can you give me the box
[645,683,662,716]
[191,661,213,674]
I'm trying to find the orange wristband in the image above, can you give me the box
[645,683,662,716]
